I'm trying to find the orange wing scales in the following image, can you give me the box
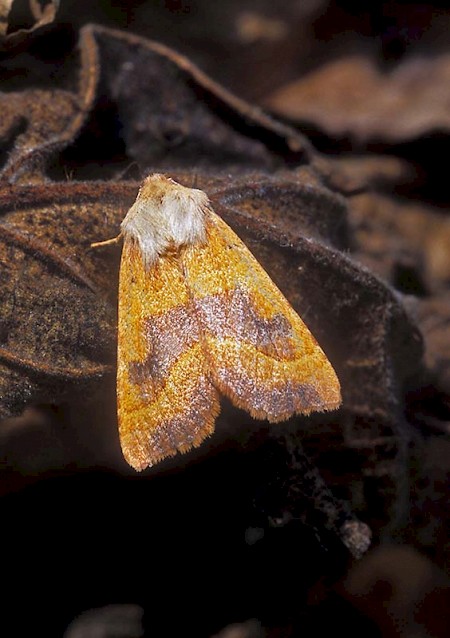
[117,240,220,471]
[117,211,341,471]
[182,212,341,419]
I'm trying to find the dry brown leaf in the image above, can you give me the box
[342,546,450,638]
[79,24,311,167]
[0,0,59,47]
[349,192,450,294]
[0,89,89,182]
[266,55,450,143]
[0,23,313,184]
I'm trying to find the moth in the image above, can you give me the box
[93,174,341,470]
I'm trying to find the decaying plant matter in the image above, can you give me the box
[0,8,448,638]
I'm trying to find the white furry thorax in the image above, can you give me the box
[120,174,210,266]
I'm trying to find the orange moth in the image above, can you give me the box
[93,174,341,471]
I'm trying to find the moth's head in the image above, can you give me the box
[121,174,210,266]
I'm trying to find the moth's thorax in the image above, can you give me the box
[121,174,209,266]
